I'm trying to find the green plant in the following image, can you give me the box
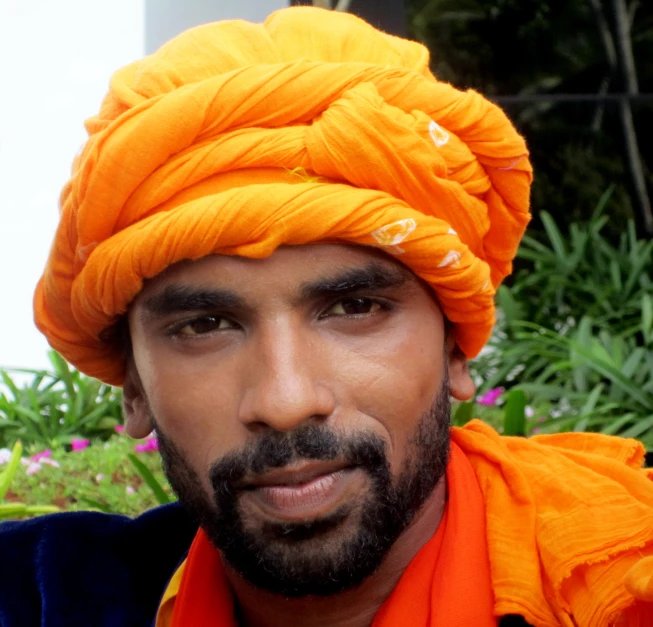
[506,319,653,448]
[451,389,529,437]
[509,187,652,337]
[0,442,59,520]
[4,436,174,518]
[127,453,172,506]
[0,351,123,449]
[471,191,653,444]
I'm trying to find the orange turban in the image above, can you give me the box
[34,6,532,385]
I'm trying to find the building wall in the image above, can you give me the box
[146,0,289,53]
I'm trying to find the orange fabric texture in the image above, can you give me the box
[34,6,532,385]
[158,422,653,627]
[452,420,653,627]
[163,442,496,627]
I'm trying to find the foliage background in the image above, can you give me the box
[407,0,653,236]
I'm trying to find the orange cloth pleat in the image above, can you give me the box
[451,420,653,627]
[372,442,496,626]
[170,531,235,627]
[169,441,495,627]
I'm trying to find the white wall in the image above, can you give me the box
[0,0,144,371]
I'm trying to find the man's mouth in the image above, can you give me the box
[238,461,363,521]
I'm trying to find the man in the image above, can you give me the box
[1,6,652,627]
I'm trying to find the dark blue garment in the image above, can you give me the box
[0,503,197,627]
[0,504,534,627]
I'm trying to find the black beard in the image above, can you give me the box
[155,380,451,598]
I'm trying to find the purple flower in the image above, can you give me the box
[134,437,158,453]
[476,387,504,406]
[71,438,90,452]
[30,449,52,462]
[114,425,125,434]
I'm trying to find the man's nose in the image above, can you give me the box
[238,324,336,432]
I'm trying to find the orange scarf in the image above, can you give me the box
[161,422,653,626]
[167,441,496,627]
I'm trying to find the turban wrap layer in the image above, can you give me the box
[34,6,532,386]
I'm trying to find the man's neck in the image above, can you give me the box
[225,479,447,627]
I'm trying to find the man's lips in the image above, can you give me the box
[240,460,352,489]
[237,461,362,521]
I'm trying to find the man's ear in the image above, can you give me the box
[122,358,154,439]
[446,332,476,402]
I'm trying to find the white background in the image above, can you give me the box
[0,1,145,371]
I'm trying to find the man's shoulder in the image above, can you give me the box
[0,503,197,627]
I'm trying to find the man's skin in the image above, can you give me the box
[123,243,476,627]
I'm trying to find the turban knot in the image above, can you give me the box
[34,6,532,385]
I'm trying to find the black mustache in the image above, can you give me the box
[208,423,387,495]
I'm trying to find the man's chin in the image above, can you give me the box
[214,512,383,598]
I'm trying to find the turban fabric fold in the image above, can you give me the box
[34,6,532,385]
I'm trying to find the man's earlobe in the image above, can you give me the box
[122,361,154,439]
[446,335,476,402]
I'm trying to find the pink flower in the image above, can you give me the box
[134,437,158,453]
[30,449,52,462]
[126,486,135,495]
[40,458,60,468]
[114,425,125,434]
[71,438,90,452]
[26,462,42,476]
[476,387,504,406]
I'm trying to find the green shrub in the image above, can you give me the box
[0,442,59,520]
[472,189,653,446]
[0,351,123,449]
[3,435,173,518]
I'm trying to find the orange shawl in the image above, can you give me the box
[158,422,653,627]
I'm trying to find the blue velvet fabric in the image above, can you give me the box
[0,503,536,627]
[0,503,197,627]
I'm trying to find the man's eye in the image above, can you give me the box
[325,298,382,316]
[174,316,235,336]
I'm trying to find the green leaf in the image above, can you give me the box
[48,351,75,400]
[77,497,115,514]
[580,384,604,416]
[128,454,171,505]
[452,401,475,427]
[642,294,653,344]
[0,371,20,401]
[0,441,23,501]
[619,415,653,440]
[503,389,527,436]
[541,212,568,262]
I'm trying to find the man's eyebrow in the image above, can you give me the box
[298,262,412,301]
[140,285,245,322]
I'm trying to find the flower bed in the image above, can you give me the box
[0,429,173,518]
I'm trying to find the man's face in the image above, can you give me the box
[124,244,474,596]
